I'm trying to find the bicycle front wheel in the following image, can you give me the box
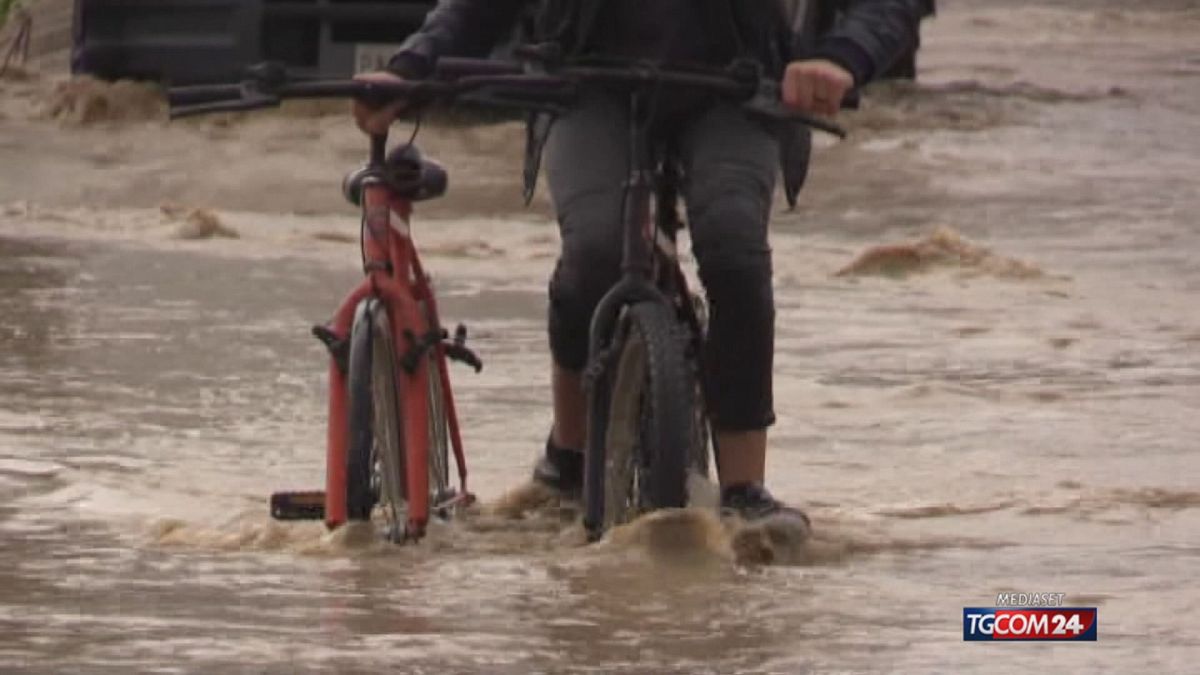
[346,300,407,539]
[602,301,699,530]
[421,304,453,519]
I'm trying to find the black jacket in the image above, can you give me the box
[387,0,927,206]
[389,0,925,87]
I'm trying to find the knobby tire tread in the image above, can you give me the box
[612,302,696,515]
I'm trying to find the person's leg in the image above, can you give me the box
[536,92,629,491]
[678,104,807,528]
[678,103,778,487]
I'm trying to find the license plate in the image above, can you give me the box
[354,43,404,74]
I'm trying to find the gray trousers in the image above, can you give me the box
[543,92,780,431]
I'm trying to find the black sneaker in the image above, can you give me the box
[532,437,584,498]
[721,483,811,530]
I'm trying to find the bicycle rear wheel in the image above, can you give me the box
[346,300,406,539]
[602,301,699,530]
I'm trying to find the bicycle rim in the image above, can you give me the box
[425,350,452,516]
[603,323,647,529]
[369,307,407,540]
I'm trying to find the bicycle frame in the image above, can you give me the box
[321,135,471,537]
[582,93,706,536]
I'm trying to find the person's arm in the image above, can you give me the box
[385,0,529,79]
[811,0,925,87]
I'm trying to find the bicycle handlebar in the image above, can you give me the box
[167,55,847,138]
[168,79,456,119]
[436,56,847,137]
[168,83,245,106]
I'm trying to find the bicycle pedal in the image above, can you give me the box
[270,490,326,521]
[431,488,462,519]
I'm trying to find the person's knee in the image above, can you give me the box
[690,181,775,355]
[692,204,771,277]
[688,168,773,272]
[547,226,621,371]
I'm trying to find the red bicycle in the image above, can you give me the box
[167,65,523,541]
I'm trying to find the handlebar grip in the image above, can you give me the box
[795,113,847,139]
[742,98,847,138]
[740,80,846,138]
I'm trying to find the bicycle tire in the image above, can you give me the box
[684,293,712,481]
[602,301,698,529]
[346,300,407,537]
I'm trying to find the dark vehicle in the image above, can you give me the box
[71,0,438,84]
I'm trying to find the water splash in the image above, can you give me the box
[39,76,165,126]
[835,225,1048,280]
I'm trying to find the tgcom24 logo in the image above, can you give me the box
[963,594,1098,642]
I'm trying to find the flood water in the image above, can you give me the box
[2,1,1199,672]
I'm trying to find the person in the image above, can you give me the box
[353,0,924,529]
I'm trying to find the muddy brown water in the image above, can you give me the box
[2,1,1200,672]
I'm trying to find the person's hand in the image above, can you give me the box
[782,60,854,117]
[351,70,408,135]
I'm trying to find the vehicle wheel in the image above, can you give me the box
[602,301,698,530]
[684,293,711,481]
[421,305,453,519]
[346,300,406,538]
